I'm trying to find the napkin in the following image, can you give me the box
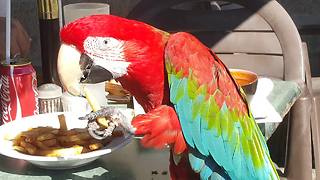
[249,77,301,123]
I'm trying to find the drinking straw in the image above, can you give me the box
[5,0,11,64]
[58,0,63,29]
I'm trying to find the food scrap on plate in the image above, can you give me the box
[9,114,123,157]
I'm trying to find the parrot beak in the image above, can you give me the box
[57,43,114,96]
[78,54,114,84]
[57,44,83,96]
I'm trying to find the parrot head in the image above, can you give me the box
[57,15,169,96]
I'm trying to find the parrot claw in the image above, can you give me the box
[87,121,117,140]
[80,107,136,140]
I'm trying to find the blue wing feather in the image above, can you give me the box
[171,76,209,155]
[165,32,279,180]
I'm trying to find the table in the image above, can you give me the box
[0,76,301,179]
[248,77,301,139]
[0,139,171,180]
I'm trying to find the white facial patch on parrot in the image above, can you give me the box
[83,36,131,79]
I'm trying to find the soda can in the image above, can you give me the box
[0,59,39,125]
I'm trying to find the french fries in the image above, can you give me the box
[38,145,84,157]
[83,87,110,128]
[58,114,67,131]
[10,114,123,157]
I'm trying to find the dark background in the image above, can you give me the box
[5,0,320,76]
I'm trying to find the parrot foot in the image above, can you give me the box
[80,107,135,140]
[87,121,117,140]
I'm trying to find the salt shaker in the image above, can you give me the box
[38,83,63,113]
[61,92,92,116]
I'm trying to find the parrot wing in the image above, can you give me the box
[165,32,279,180]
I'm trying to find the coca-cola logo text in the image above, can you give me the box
[0,75,11,123]
[32,72,39,115]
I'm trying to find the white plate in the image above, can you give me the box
[0,112,133,169]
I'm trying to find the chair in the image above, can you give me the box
[127,0,314,179]
[305,43,320,180]
[312,77,320,180]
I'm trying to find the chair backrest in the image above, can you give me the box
[128,0,304,82]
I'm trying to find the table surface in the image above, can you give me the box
[0,138,171,180]
[0,77,301,179]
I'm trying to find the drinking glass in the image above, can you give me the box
[63,3,110,24]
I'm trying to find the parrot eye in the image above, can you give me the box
[103,40,108,45]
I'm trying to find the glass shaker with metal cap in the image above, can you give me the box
[38,83,62,113]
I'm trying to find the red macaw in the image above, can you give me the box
[57,15,279,180]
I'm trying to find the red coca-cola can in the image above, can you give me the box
[0,59,39,125]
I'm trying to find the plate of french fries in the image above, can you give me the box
[0,112,133,169]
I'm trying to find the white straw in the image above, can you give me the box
[5,0,11,64]
[58,0,63,29]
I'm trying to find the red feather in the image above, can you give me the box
[61,15,184,153]
[60,14,171,112]
[166,32,249,115]
[132,105,186,154]
[61,15,166,53]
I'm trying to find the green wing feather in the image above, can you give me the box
[165,32,279,180]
